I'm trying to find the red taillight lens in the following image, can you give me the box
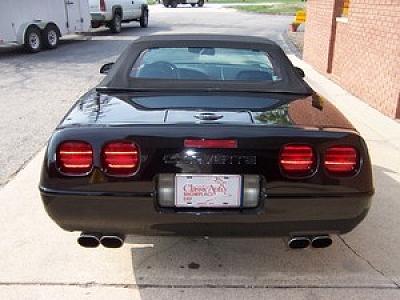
[280,144,315,176]
[324,146,358,175]
[102,141,139,176]
[100,0,106,11]
[184,139,237,149]
[57,141,93,175]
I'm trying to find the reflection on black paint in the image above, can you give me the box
[254,105,291,125]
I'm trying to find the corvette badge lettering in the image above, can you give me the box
[163,153,257,165]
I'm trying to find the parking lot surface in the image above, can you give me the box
[0,4,399,300]
[0,4,292,187]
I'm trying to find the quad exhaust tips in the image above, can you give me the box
[288,236,311,249]
[311,235,332,248]
[78,233,101,248]
[288,235,332,249]
[100,234,125,248]
[78,233,125,248]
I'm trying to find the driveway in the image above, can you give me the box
[0,4,399,300]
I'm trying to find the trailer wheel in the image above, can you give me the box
[42,24,60,50]
[191,3,196,7]
[198,0,204,7]
[140,9,149,28]
[171,0,178,8]
[110,13,122,33]
[24,26,42,53]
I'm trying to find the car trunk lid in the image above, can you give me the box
[165,110,254,125]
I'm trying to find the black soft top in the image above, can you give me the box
[98,34,313,95]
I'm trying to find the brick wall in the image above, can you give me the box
[304,0,400,118]
[303,0,338,72]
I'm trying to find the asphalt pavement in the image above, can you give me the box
[0,4,292,187]
[0,4,399,300]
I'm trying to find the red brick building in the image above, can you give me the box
[303,0,400,119]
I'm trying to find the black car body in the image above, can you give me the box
[39,35,374,247]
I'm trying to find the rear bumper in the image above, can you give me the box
[40,187,372,237]
[90,13,112,22]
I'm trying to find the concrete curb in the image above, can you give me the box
[281,31,302,58]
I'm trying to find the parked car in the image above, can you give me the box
[89,0,149,33]
[39,34,374,250]
[0,0,91,53]
[163,0,204,8]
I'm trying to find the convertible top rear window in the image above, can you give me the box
[98,35,313,95]
[130,47,282,81]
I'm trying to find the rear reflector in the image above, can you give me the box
[324,146,358,175]
[100,0,106,11]
[102,141,139,176]
[280,144,315,176]
[57,141,93,175]
[184,139,237,149]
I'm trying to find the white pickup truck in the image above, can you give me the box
[163,0,204,8]
[89,0,149,33]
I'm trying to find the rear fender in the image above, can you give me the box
[16,21,53,44]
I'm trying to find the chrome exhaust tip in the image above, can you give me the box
[311,235,333,248]
[78,232,101,248]
[100,234,125,248]
[288,237,311,249]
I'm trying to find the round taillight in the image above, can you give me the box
[324,146,358,175]
[102,141,140,176]
[280,144,316,176]
[57,141,93,175]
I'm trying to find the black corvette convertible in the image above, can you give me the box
[39,34,374,249]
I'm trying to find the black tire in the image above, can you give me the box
[163,1,169,7]
[171,0,178,8]
[42,24,60,50]
[198,0,204,7]
[110,13,122,33]
[140,9,149,28]
[91,21,101,28]
[24,26,42,53]
[191,3,196,7]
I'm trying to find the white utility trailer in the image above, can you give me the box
[0,0,91,53]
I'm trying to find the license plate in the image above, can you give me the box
[175,174,242,208]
